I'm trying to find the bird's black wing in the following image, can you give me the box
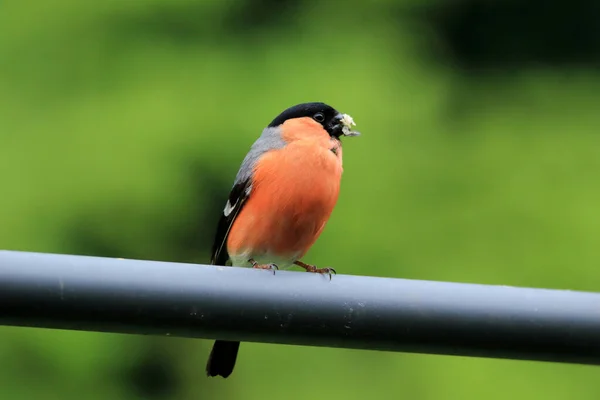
[206,178,251,378]
[210,178,252,266]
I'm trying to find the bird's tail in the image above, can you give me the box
[206,340,240,378]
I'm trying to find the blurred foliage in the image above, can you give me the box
[1,0,600,399]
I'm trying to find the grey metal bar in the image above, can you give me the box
[0,250,599,365]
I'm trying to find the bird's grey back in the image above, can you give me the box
[234,126,286,186]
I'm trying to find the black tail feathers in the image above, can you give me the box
[206,340,240,378]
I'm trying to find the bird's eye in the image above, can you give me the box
[313,113,325,123]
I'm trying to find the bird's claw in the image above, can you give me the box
[249,259,278,275]
[318,267,337,281]
[294,261,337,280]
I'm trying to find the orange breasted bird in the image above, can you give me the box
[205,102,360,378]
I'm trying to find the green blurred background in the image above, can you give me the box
[2,0,600,398]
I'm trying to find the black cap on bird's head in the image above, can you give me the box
[268,102,360,138]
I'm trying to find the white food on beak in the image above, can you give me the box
[340,113,360,136]
[341,114,356,128]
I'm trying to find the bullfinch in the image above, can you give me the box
[205,102,360,378]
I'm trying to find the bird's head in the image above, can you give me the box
[268,102,360,140]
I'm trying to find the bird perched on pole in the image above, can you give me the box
[205,102,360,378]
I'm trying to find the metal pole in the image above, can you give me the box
[0,250,599,365]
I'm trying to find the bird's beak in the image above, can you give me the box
[334,113,360,137]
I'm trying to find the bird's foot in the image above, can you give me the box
[294,261,337,280]
[248,259,278,275]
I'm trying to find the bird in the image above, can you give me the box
[205,102,360,378]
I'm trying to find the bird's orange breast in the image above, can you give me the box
[227,137,343,266]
